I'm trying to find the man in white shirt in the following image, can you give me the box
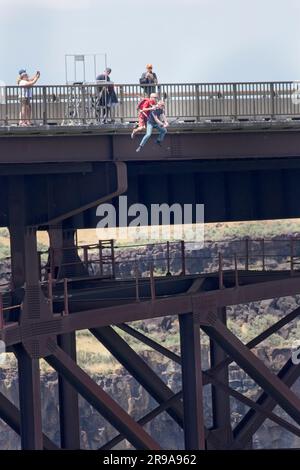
[18,69,40,126]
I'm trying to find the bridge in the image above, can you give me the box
[0,81,300,450]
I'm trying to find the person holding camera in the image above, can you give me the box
[139,64,158,97]
[17,69,40,126]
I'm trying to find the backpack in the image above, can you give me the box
[137,98,149,111]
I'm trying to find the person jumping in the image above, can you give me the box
[136,100,169,152]
[131,93,158,139]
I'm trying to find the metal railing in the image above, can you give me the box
[2,238,300,288]
[28,237,300,283]
[1,81,300,126]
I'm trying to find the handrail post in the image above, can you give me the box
[290,239,295,276]
[49,247,55,279]
[48,272,53,314]
[119,85,124,123]
[150,263,156,300]
[270,82,275,120]
[98,240,103,276]
[81,85,86,124]
[181,240,186,276]
[135,260,140,302]
[42,86,47,125]
[5,86,8,126]
[111,240,116,278]
[245,238,249,271]
[83,246,88,269]
[0,293,4,330]
[234,253,239,287]
[218,252,224,289]
[195,84,200,122]
[166,241,171,276]
[63,278,69,316]
[262,238,265,271]
[38,251,42,281]
[233,83,237,121]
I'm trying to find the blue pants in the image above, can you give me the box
[140,122,167,148]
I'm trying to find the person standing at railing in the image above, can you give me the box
[136,100,168,152]
[131,93,158,139]
[17,69,40,126]
[96,67,118,123]
[139,64,158,97]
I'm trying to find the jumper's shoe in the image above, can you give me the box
[136,146,142,153]
[131,130,136,139]
[156,140,162,147]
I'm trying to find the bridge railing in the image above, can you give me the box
[33,237,300,282]
[2,237,300,294]
[1,81,300,125]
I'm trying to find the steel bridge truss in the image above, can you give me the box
[1,225,300,450]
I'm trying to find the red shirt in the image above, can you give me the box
[139,98,156,117]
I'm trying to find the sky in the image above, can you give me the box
[1,0,300,85]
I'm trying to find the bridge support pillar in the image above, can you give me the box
[48,225,88,280]
[179,313,205,450]
[15,345,43,450]
[48,227,81,447]
[208,307,233,449]
[8,177,26,292]
[58,332,80,449]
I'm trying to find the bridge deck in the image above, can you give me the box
[1,120,300,165]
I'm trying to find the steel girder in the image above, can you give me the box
[46,344,160,450]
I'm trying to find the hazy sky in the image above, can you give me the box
[1,0,300,85]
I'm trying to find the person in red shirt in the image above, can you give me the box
[131,93,158,139]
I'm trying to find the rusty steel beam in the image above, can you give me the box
[90,326,183,428]
[202,317,300,426]
[0,391,57,450]
[4,274,300,349]
[61,276,300,334]
[204,305,300,384]
[230,358,300,449]
[14,345,43,450]
[57,332,80,449]
[4,128,300,163]
[46,344,160,450]
[119,323,300,443]
[205,370,300,440]
[117,324,181,364]
[209,308,232,448]
[100,391,183,450]
[179,313,205,450]
[44,162,127,227]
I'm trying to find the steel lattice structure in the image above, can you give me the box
[1,94,300,449]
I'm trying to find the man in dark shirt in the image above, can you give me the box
[136,101,168,152]
[95,67,118,123]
